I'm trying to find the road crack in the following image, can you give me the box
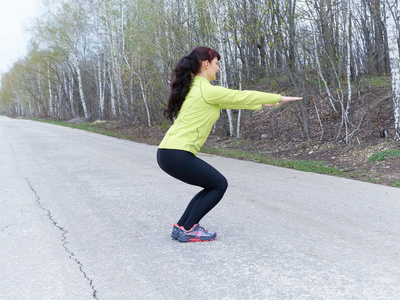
[1,224,14,233]
[26,177,99,299]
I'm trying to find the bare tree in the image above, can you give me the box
[385,0,400,140]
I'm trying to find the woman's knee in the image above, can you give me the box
[218,176,228,192]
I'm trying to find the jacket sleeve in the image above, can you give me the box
[201,84,281,109]
[220,104,262,110]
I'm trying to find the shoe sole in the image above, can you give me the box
[178,234,217,243]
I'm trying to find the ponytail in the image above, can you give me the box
[164,47,220,121]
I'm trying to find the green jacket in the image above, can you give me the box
[159,76,281,156]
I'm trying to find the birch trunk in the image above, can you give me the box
[37,67,42,116]
[345,0,352,144]
[108,64,117,118]
[47,62,53,116]
[68,67,75,117]
[139,77,151,127]
[98,58,105,119]
[237,70,243,139]
[71,53,89,119]
[385,0,400,141]
[56,84,62,119]
[63,70,70,116]
[118,3,128,112]
[209,0,234,136]
[95,10,105,119]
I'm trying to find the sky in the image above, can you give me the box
[0,0,41,75]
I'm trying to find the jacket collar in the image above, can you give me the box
[194,76,210,84]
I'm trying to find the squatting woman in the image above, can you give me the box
[157,46,302,243]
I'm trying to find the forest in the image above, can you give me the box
[1,0,400,145]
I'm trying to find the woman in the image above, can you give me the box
[157,46,302,243]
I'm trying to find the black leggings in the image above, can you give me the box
[157,149,228,230]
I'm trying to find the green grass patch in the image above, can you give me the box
[391,180,400,188]
[34,119,130,139]
[202,147,343,176]
[365,177,380,184]
[360,76,391,87]
[367,149,400,163]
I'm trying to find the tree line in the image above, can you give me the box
[1,0,399,143]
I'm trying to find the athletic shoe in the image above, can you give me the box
[177,224,217,243]
[171,223,181,239]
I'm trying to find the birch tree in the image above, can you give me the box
[385,0,400,141]
[207,0,235,136]
[344,0,353,143]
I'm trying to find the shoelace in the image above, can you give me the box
[197,225,207,232]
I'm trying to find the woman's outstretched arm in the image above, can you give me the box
[262,96,303,107]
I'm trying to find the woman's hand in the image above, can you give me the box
[280,96,303,103]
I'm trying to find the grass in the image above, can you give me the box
[365,177,380,184]
[202,147,343,176]
[34,119,130,139]
[360,76,391,87]
[367,149,400,162]
[392,180,400,188]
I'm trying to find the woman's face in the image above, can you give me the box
[206,57,220,81]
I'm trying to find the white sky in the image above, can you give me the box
[0,0,41,75]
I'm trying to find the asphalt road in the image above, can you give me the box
[1,115,400,300]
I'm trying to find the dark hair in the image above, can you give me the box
[164,46,221,121]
